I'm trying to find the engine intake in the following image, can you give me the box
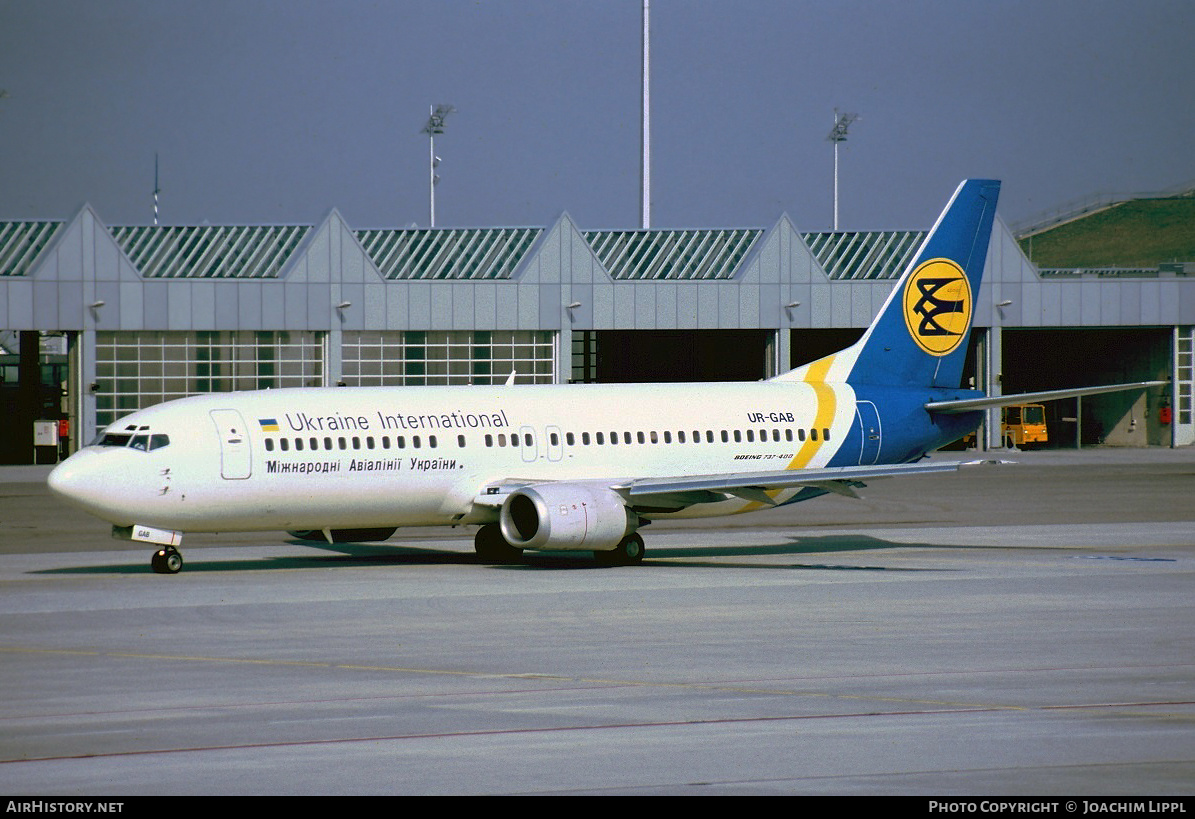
[499,483,636,551]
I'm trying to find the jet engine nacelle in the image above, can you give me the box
[499,483,636,551]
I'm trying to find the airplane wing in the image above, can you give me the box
[925,381,1167,414]
[472,460,1003,516]
[615,459,1001,510]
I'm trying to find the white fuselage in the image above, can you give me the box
[49,379,863,534]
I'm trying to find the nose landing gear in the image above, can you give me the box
[150,546,183,574]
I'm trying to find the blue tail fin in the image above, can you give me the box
[778,179,1000,389]
[849,178,1000,388]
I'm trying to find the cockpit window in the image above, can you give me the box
[94,431,170,451]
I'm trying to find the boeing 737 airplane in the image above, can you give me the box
[47,179,1163,573]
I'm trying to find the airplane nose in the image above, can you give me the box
[47,455,88,503]
[47,452,115,515]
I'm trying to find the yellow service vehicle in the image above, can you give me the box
[1002,403,1047,447]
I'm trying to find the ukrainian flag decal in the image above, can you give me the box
[902,258,971,356]
[258,418,279,432]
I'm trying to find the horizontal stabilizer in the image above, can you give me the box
[925,381,1168,414]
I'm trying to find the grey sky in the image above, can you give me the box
[1,0,1192,232]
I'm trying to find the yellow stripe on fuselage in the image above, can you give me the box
[786,354,837,471]
[737,354,839,513]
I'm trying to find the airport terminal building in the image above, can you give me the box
[1,197,1192,463]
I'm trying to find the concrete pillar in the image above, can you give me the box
[325,330,342,386]
[984,325,1003,450]
[77,330,98,449]
[770,328,792,377]
[557,324,573,385]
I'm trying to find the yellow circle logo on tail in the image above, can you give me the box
[902,258,971,356]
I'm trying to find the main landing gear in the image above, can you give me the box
[150,546,183,574]
[474,524,524,564]
[594,533,646,566]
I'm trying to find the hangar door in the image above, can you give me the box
[1002,328,1171,447]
